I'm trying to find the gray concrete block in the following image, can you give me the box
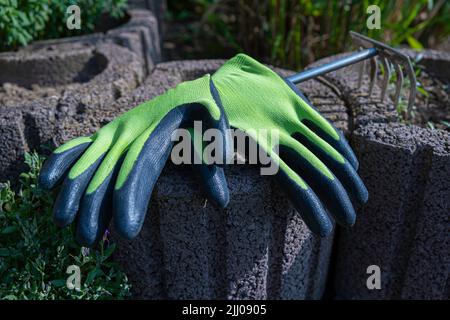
[0,43,145,182]
[24,9,161,74]
[113,163,334,300]
[334,123,449,299]
[127,0,166,36]
[106,9,162,72]
[0,109,27,182]
[309,49,450,299]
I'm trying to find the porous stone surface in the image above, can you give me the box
[24,9,161,74]
[0,8,162,183]
[0,43,145,183]
[111,60,340,299]
[335,123,450,299]
[310,50,450,299]
[127,0,166,36]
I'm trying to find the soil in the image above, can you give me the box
[410,67,450,130]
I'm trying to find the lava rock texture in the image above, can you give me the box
[310,50,450,300]
[0,9,160,184]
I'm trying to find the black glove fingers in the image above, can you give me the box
[207,79,233,165]
[193,160,229,208]
[194,163,229,208]
[187,126,230,208]
[274,155,333,236]
[39,141,91,189]
[113,108,185,240]
[302,119,359,170]
[278,141,356,227]
[75,156,124,246]
[284,80,359,170]
[52,155,104,228]
[292,130,368,205]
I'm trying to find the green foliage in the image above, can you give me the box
[0,152,131,300]
[0,0,127,51]
[0,0,51,50]
[167,0,450,69]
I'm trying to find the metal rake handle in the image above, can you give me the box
[285,31,417,120]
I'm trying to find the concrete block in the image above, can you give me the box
[334,123,449,299]
[0,43,145,182]
[309,49,450,299]
[24,9,161,74]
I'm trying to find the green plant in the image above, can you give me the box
[0,152,131,300]
[167,0,450,70]
[0,0,51,50]
[0,0,128,51]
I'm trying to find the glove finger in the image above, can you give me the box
[53,154,104,227]
[272,152,333,237]
[292,123,368,204]
[52,136,112,227]
[185,126,230,208]
[190,130,230,208]
[195,163,229,208]
[113,108,185,239]
[76,131,135,245]
[206,79,233,165]
[284,80,359,169]
[39,137,92,189]
[303,119,359,170]
[76,156,124,247]
[278,136,356,227]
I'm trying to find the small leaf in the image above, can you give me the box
[417,86,429,97]
[441,120,450,128]
[85,268,99,286]
[102,243,116,260]
[50,279,66,288]
[1,225,18,234]
[406,35,424,50]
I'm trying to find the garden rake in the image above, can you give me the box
[286,31,417,119]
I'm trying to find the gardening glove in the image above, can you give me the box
[205,54,368,236]
[39,75,231,246]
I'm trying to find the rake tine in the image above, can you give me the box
[357,47,365,88]
[402,59,417,120]
[286,32,417,119]
[368,56,378,97]
[393,63,403,108]
[379,56,391,102]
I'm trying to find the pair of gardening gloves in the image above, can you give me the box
[39,54,368,246]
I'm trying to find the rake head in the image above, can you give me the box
[350,31,417,120]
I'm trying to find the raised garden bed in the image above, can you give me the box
[24,9,161,75]
[308,49,449,299]
[0,42,146,184]
[0,8,161,184]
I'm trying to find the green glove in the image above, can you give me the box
[39,75,231,245]
[205,54,368,236]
